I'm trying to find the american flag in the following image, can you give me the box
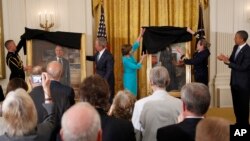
[97,5,107,39]
[196,3,205,40]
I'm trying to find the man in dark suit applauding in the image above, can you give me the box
[217,30,250,125]
[86,37,115,102]
[157,83,211,141]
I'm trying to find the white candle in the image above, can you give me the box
[45,11,47,21]
[50,12,52,23]
[38,12,41,23]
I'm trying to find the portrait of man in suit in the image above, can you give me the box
[54,45,71,86]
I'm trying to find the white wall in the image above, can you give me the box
[0,0,93,91]
[210,0,250,107]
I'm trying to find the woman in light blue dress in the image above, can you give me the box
[122,29,146,96]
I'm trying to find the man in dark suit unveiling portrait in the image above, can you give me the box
[86,37,115,103]
[217,30,250,125]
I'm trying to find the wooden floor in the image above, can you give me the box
[206,107,236,123]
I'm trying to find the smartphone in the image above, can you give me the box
[32,75,42,84]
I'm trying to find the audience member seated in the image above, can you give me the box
[30,62,74,141]
[157,82,211,141]
[132,66,180,141]
[108,90,136,120]
[195,117,230,141]
[0,72,56,141]
[47,61,75,106]
[60,102,102,141]
[5,77,28,95]
[140,94,182,141]
[79,75,136,141]
[29,65,48,123]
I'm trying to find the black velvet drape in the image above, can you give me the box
[142,26,192,54]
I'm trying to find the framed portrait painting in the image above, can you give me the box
[150,42,191,95]
[26,34,86,100]
[0,0,5,79]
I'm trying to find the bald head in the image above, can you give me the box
[61,102,101,141]
[46,61,62,81]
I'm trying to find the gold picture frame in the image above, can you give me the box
[26,34,86,99]
[0,0,5,79]
[147,42,191,97]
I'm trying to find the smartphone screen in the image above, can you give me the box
[32,75,42,84]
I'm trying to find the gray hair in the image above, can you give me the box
[181,82,210,116]
[2,88,38,136]
[61,102,101,141]
[96,37,107,48]
[149,66,170,89]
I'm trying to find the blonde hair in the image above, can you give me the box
[2,88,38,136]
[196,117,230,141]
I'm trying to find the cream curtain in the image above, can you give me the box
[92,0,208,99]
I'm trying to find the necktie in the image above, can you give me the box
[234,47,241,60]
[97,53,100,61]
[58,58,63,66]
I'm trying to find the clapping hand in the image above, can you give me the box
[217,54,230,64]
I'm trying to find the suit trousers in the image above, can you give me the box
[231,86,250,125]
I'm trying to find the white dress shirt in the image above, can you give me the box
[98,48,106,61]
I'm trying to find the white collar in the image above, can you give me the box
[99,48,106,58]
[238,43,246,50]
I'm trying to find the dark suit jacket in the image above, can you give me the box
[30,81,74,141]
[30,84,74,124]
[0,103,55,141]
[157,118,202,141]
[86,49,115,98]
[96,108,136,141]
[183,49,210,85]
[228,44,250,90]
